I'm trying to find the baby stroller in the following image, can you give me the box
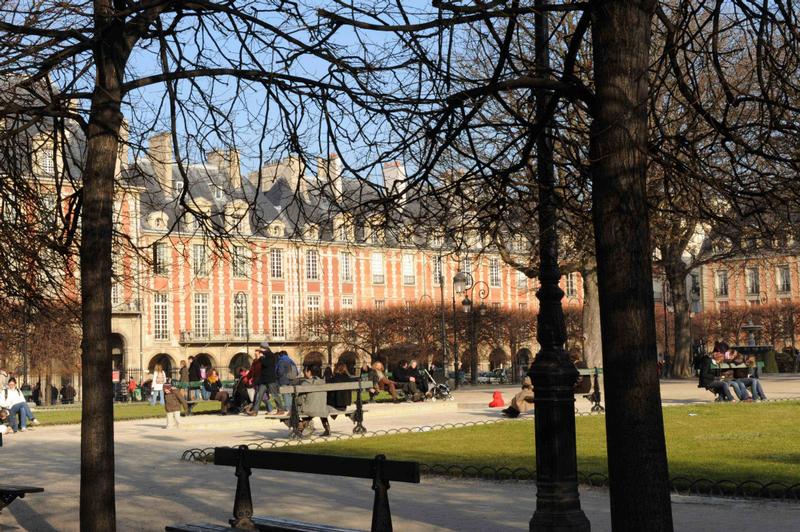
[423,368,453,401]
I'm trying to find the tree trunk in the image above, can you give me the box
[80,4,130,528]
[666,264,692,378]
[590,1,673,530]
[580,265,603,368]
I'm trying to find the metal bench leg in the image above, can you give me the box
[353,383,367,434]
[230,445,256,530]
[289,392,302,439]
[371,455,392,532]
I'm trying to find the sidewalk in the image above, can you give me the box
[1,377,798,531]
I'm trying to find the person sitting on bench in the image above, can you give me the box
[326,362,354,413]
[733,354,767,401]
[698,351,734,401]
[1,378,40,433]
[370,361,399,403]
[296,365,333,436]
[203,369,230,414]
[393,360,421,401]
[502,376,534,418]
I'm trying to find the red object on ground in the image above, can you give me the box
[488,391,505,407]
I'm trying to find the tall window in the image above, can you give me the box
[306,250,319,280]
[517,271,527,290]
[153,243,169,275]
[342,296,354,309]
[270,248,283,278]
[461,256,472,276]
[374,299,385,309]
[193,293,209,337]
[154,293,169,340]
[518,302,528,310]
[715,270,729,297]
[111,283,121,306]
[490,258,501,288]
[565,272,577,297]
[778,265,792,293]
[233,293,248,338]
[340,252,353,282]
[371,252,385,284]
[746,267,760,296]
[271,294,285,338]
[233,246,248,278]
[433,256,443,286]
[402,254,415,285]
[192,244,208,277]
[307,295,320,318]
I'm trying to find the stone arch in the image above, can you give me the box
[148,353,176,375]
[229,352,252,376]
[516,348,533,368]
[192,352,217,378]
[489,348,509,370]
[376,344,417,372]
[110,333,126,371]
[302,351,324,367]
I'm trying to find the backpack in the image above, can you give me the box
[278,356,299,380]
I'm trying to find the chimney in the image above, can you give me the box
[115,119,129,175]
[148,132,173,192]
[382,160,406,203]
[207,148,242,189]
[261,155,306,194]
[317,154,342,199]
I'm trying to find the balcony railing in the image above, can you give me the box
[178,329,298,344]
[112,299,141,313]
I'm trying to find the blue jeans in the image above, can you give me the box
[8,402,35,431]
[269,383,285,411]
[150,389,164,406]
[728,380,750,400]
[707,381,734,401]
[282,393,293,413]
[737,378,766,400]
[251,384,271,414]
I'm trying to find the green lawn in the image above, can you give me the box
[32,401,222,426]
[286,401,800,487]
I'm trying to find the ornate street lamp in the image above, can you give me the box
[463,281,489,384]
[451,271,472,389]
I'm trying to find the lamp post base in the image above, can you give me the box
[531,509,591,532]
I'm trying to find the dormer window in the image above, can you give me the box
[269,222,284,237]
[174,180,184,197]
[214,188,224,201]
[147,211,169,231]
[305,224,319,240]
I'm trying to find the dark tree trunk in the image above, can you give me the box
[80,3,130,529]
[666,263,692,378]
[580,265,603,368]
[590,1,673,531]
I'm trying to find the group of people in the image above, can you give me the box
[360,359,431,403]
[0,376,41,435]
[698,342,767,402]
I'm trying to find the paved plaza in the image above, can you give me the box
[2,376,799,531]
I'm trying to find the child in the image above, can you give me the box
[163,382,188,429]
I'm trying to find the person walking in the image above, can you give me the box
[150,364,166,406]
[276,350,299,412]
[248,344,268,416]
[163,382,188,429]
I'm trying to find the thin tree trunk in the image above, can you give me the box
[580,265,603,368]
[80,3,130,527]
[666,264,692,378]
[590,1,673,530]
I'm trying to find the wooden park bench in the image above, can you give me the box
[0,485,44,513]
[278,380,369,439]
[166,446,420,532]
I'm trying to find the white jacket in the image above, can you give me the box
[1,388,27,409]
[152,371,166,391]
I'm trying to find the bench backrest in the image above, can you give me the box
[214,447,420,484]
[278,381,364,395]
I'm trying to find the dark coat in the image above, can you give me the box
[260,352,278,384]
[203,378,222,398]
[698,356,718,388]
[394,366,412,383]
[326,373,354,410]
[188,359,202,381]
